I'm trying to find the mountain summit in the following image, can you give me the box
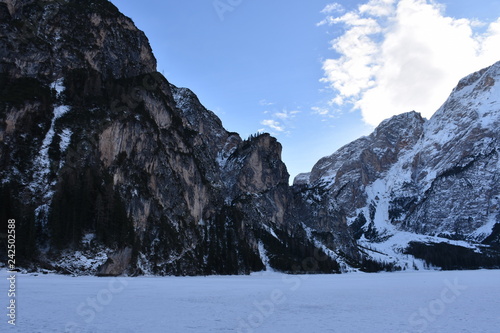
[295,62,500,269]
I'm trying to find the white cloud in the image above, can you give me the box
[311,106,341,118]
[275,110,300,120]
[260,109,300,133]
[274,112,288,119]
[320,0,500,126]
[359,0,396,17]
[261,119,285,132]
[321,3,344,14]
[312,106,328,115]
[259,99,275,106]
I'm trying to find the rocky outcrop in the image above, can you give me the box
[97,247,132,276]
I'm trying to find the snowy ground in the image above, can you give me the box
[1,269,499,332]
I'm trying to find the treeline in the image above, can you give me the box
[404,241,500,270]
[49,166,134,250]
[256,227,341,274]
[246,132,268,141]
[0,166,135,267]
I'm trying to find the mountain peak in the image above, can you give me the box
[0,0,156,81]
[428,61,500,134]
[299,110,425,186]
[292,61,499,269]
[374,110,425,136]
[453,61,500,95]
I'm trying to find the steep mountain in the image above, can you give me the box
[1,0,498,275]
[295,62,500,270]
[0,0,350,275]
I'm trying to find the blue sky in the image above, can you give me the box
[110,0,500,181]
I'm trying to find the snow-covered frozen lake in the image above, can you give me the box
[1,269,499,332]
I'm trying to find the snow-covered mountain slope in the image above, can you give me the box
[295,111,426,219]
[369,62,500,241]
[295,62,500,269]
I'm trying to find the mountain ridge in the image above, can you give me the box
[1,0,499,275]
[294,61,500,269]
[0,0,348,276]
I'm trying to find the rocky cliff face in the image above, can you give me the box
[295,63,500,270]
[0,0,348,275]
[295,111,426,219]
